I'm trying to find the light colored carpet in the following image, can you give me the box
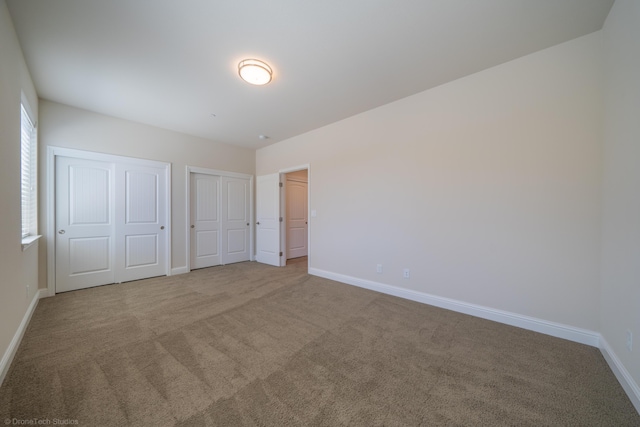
[1,258,638,426]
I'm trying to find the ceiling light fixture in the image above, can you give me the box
[238,59,272,85]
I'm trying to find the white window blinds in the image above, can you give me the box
[21,103,37,238]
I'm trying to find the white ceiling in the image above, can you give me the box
[6,0,614,149]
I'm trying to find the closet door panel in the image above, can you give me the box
[55,156,115,292]
[190,173,221,269]
[221,176,250,264]
[117,164,168,282]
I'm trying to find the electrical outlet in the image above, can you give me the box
[376,264,383,274]
[627,330,633,352]
[403,268,410,279]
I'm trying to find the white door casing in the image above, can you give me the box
[256,173,281,266]
[55,156,116,292]
[190,173,221,269]
[222,176,251,264]
[286,178,308,259]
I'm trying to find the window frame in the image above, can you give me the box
[21,95,39,249]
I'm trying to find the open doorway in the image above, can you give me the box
[255,165,310,269]
[283,170,308,265]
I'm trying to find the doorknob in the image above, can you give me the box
[160,226,165,230]
[256,222,260,225]
[191,225,195,228]
[58,230,65,234]
[246,223,249,226]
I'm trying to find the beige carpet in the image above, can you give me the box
[1,258,638,426]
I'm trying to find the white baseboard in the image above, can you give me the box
[309,268,601,347]
[170,266,189,276]
[599,337,640,413]
[0,289,46,387]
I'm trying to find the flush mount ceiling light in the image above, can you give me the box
[238,59,272,85]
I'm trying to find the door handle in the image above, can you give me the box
[256,222,260,225]
[160,226,165,230]
[191,225,195,228]
[58,230,65,234]
[246,223,249,226]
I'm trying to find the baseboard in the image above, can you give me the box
[170,266,189,276]
[309,268,600,347]
[0,289,46,387]
[599,337,640,413]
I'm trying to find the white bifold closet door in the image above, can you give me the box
[190,173,221,269]
[117,163,168,283]
[190,173,250,270]
[55,156,168,293]
[55,157,115,291]
[221,176,251,264]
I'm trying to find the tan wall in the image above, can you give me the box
[0,0,39,380]
[38,100,255,279]
[600,0,640,393]
[257,32,603,331]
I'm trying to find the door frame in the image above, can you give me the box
[47,147,172,296]
[185,166,254,272]
[278,164,310,267]
[283,172,309,261]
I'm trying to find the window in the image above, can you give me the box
[21,100,37,240]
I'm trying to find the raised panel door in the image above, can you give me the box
[286,179,308,259]
[256,174,281,266]
[222,176,250,264]
[116,164,167,282]
[190,173,221,269]
[55,157,115,292]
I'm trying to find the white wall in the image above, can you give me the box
[600,0,640,397]
[0,0,40,382]
[38,100,255,279]
[257,32,603,332]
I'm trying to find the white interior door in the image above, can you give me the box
[286,178,308,259]
[190,173,221,270]
[256,173,281,266]
[222,176,250,264]
[116,163,168,282]
[55,156,116,292]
